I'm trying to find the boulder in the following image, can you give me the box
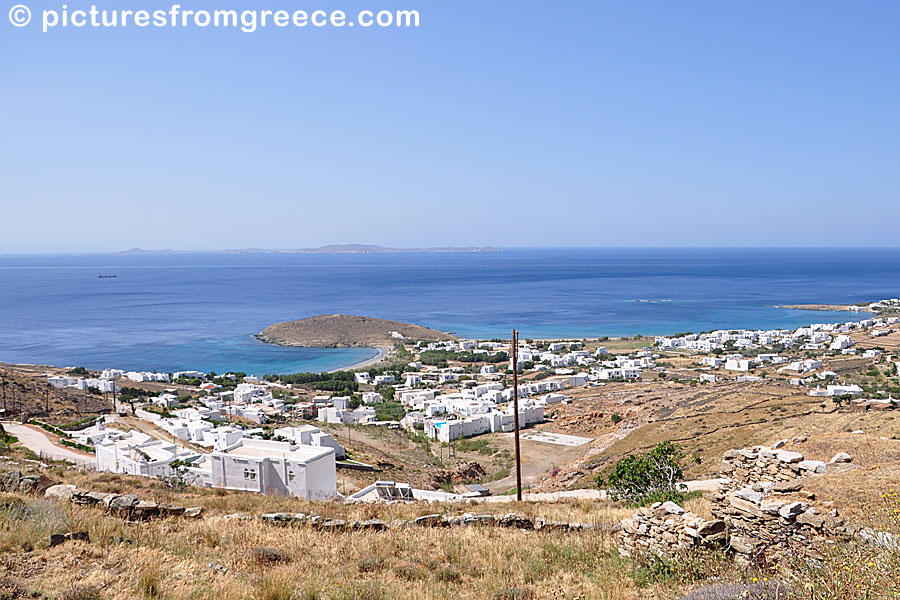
[108,494,138,515]
[413,514,445,527]
[798,460,827,474]
[829,452,852,464]
[184,507,203,518]
[44,484,78,501]
[133,501,159,519]
[18,474,56,495]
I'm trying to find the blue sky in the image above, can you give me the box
[1,1,898,252]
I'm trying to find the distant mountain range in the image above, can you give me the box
[117,245,499,255]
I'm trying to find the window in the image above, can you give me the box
[243,468,256,480]
[288,471,295,482]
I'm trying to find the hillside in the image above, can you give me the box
[0,363,111,421]
[256,314,456,348]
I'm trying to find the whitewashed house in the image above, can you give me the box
[188,438,337,499]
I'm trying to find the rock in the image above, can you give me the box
[792,436,807,443]
[18,474,56,495]
[184,507,203,518]
[676,581,794,600]
[158,503,185,517]
[108,494,139,515]
[796,511,826,529]
[728,534,757,555]
[697,520,726,536]
[497,514,534,529]
[798,460,827,474]
[771,480,803,493]
[70,531,90,542]
[133,501,158,519]
[49,531,90,547]
[856,528,900,550]
[356,519,387,531]
[1,471,21,492]
[261,512,294,523]
[778,502,806,519]
[771,439,788,449]
[776,450,803,463]
[729,496,763,517]
[734,488,763,504]
[829,452,852,464]
[44,484,78,501]
[413,514,445,527]
[661,501,685,515]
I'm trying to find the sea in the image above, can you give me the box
[0,248,898,375]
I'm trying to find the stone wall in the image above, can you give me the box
[618,500,727,558]
[719,443,828,491]
[713,443,850,565]
[618,443,853,566]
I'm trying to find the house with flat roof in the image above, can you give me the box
[189,438,337,500]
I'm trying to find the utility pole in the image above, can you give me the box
[512,328,523,502]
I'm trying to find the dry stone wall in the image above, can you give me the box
[618,443,855,566]
[618,500,727,558]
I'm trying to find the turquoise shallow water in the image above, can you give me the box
[0,248,897,374]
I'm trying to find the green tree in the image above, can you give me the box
[601,441,688,506]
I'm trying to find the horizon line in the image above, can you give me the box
[3,245,900,257]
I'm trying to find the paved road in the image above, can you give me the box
[2,421,96,468]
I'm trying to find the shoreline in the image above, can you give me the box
[328,345,392,373]
[776,303,876,313]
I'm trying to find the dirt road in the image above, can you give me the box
[2,421,95,467]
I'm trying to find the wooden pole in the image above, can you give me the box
[512,329,522,502]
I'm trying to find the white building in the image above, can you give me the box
[274,424,346,459]
[96,430,195,477]
[830,335,855,351]
[188,438,337,499]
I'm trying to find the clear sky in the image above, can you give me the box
[1,1,898,252]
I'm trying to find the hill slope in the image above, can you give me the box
[256,314,456,348]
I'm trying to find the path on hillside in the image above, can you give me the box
[2,421,96,467]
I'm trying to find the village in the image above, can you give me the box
[14,301,899,505]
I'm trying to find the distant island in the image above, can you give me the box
[117,245,499,255]
[256,314,457,348]
[777,303,876,313]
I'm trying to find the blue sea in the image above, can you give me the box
[0,248,898,375]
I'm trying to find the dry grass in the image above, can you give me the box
[0,495,642,600]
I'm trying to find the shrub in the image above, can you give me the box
[601,441,689,506]
[252,547,290,565]
[357,556,384,573]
